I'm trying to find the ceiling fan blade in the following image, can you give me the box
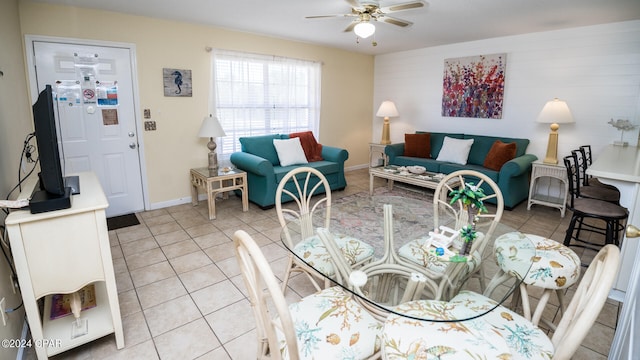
[380,1,427,13]
[379,15,413,27]
[306,14,354,19]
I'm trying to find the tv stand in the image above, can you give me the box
[29,186,72,214]
[6,172,124,359]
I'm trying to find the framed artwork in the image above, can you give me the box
[163,68,192,97]
[441,53,506,119]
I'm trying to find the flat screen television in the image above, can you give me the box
[29,84,72,213]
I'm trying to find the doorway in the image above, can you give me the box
[25,36,147,217]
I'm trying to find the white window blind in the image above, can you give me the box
[211,49,321,157]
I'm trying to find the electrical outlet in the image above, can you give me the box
[0,298,6,326]
[144,121,156,131]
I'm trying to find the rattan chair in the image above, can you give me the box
[233,230,382,360]
[276,167,374,293]
[397,170,504,299]
[381,244,620,360]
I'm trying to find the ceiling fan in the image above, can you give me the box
[306,0,427,42]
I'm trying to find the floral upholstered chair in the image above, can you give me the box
[233,230,382,360]
[276,167,374,293]
[382,244,620,360]
[397,170,504,300]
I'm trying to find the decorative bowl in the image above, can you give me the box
[408,165,427,174]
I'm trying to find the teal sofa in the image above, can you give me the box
[230,134,348,209]
[385,132,537,209]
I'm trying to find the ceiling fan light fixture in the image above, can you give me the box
[354,21,376,39]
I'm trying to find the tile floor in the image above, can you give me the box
[29,168,618,360]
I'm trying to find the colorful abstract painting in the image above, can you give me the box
[441,53,506,119]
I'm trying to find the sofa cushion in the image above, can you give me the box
[483,140,517,171]
[290,131,323,162]
[239,134,283,166]
[418,132,464,159]
[274,160,340,183]
[436,136,474,165]
[273,138,308,166]
[404,133,431,158]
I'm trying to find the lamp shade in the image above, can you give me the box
[354,22,376,39]
[198,115,226,138]
[376,101,399,118]
[536,98,575,124]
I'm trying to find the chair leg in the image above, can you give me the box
[564,215,579,246]
[531,290,553,327]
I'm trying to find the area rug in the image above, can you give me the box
[107,213,140,231]
[328,186,436,257]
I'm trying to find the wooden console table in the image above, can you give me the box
[5,172,124,359]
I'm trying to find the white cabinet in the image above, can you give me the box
[6,172,124,359]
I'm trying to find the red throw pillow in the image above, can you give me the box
[289,131,323,162]
[483,140,517,171]
[403,133,431,158]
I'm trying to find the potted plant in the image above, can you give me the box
[449,182,487,255]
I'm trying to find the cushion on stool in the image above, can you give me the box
[524,235,581,290]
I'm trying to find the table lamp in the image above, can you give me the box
[536,98,575,165]
[377,100,399,145]
[198,114,226,172]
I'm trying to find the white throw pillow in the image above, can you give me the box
[273,138,309,166]
[436,136,474,165]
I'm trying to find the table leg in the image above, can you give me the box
[241,183,249,212]
[207,185,216,220]
[191,182,198,206]
[369,173,375,195]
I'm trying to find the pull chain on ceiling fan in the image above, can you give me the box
[306,0,427,45]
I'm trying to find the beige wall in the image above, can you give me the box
[18,2,374,207]
[0,0,32,352]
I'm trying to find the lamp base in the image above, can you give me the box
[380,117,391,145]
[542,124,559,165]
[207,137,218,172]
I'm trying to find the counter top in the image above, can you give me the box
[587,145,640,183]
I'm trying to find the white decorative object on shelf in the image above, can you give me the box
[608,118,637,147]
[407,165,427,174]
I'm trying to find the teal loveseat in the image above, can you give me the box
[385,132,537,209]
[230,134,348,209]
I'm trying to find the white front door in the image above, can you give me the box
[28,38,145,217]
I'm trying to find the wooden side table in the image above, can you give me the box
[527,160,569,217]
[190,167,248,220]
[369,143,388,168]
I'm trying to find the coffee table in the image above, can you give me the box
[369,165,447,195]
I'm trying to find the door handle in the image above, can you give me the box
[626,225,640,238]
[129,143,137,149]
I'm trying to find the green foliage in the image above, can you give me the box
[449,182,488,213]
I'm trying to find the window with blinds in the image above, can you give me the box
[211,49,321,157]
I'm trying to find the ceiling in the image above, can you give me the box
[32,0,640,55]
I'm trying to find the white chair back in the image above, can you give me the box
[276,167,331,246]
[233,229,299,360]
[551,244,620,360]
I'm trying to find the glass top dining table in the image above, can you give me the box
[280,194,537,322]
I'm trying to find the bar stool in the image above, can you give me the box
[491,232,581,328]
[579,145,621,190]
[571,148,620,203]
[563,155,628,256]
